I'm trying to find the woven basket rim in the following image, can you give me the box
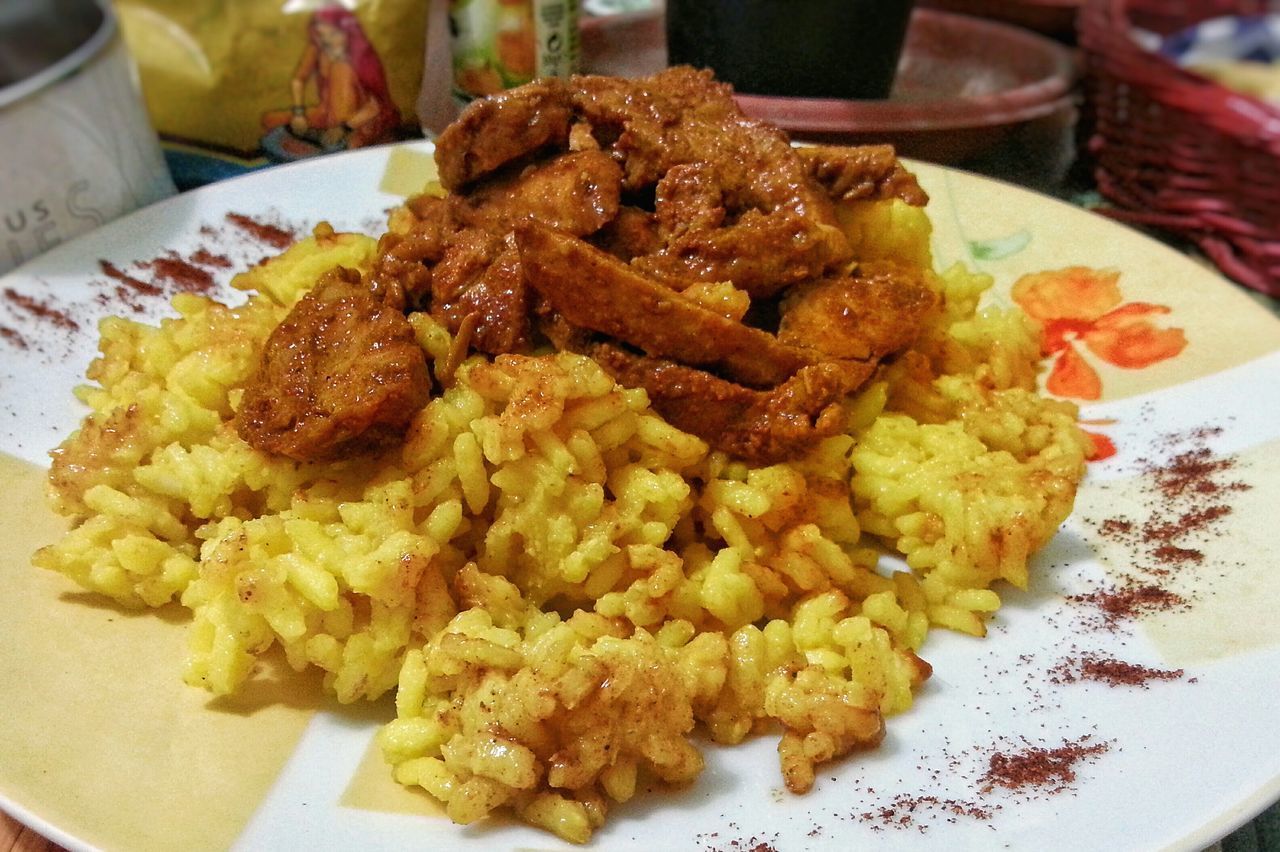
[1081,0,1280,154]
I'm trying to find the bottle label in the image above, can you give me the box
[449,0,579,105]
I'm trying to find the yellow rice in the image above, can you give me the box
[35,195,1088,843]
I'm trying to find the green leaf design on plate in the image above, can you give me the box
[968,230,1031,261]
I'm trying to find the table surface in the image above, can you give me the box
[1,816,58,852]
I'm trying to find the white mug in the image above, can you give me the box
[0,0,174,274]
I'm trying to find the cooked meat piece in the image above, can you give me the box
[571,68,854,292]
[778,262,938,360]
[515,220,824,388]
[373,72,932,469]
[387,151,621,353]
[654,163,725,241]
[236,268,431,461]
[430,229,532,354]
[453,149,623,237]
[535,307,593,353]
[571,68,836,219]
[377,151,619,345]
[590,344,876,464]
[373,194,457,302]
[796,144,929,207]
[431,228,500,307]
[591,205,664,261]
[443,241,531,354]
[435,78,574,190]
[633,207,854,299]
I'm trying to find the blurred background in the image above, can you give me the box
[3,0,1278,296]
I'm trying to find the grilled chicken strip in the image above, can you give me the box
[590,344,876,464]
[778,262,938,361]
[515,220,852,388]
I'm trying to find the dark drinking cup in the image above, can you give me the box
[666,0,915,100]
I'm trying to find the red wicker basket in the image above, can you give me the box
[1079,0,1280,296]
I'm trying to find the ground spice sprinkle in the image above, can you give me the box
[226,212,297,249]
[2,288,80,331]
[980,735,1110,794]
[1079,423,1251,627]
[1050,653,1184,688]
[142,253,218,295]
[1,210,309,362]
[1068,583,1187,630]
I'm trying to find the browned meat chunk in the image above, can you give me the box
[364,71,934,465]
[570,67,836,221]
[591,205,663,261]
[235,268,430,461]
[654,163,726,241]
[796,144,929,206]
[428,229,533,354]
[590,344,876,464]
[430,228,500,310]
[453,150,623,237]
[434,235,532,354]
[633,207,854,299]
[435,78,574,190]
[372,194,457,302]
[388,151,623,353]
[778,262,938,360]
[570,68,854,293]
[515,220,826,388]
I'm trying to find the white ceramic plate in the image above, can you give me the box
[2,142,1279,852]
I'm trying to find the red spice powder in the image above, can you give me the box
[1150,446,1237,499]
[696,829,779,852]
[1150,544,1203,565]
[1050,654,1184,688]
[1098,517,1133,538]
[190,249,232,269]
[2,210,306,356]
[142,253,217,295]
[0,326,29,349]
[858,793,997,832]
[2,288,80,331]
[1069,583,1186,628]
[226,212,296,249]
[100,259,163,297]
[1085,425,1251,614]
[980,736,1109,794]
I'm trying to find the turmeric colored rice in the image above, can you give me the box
[35,196,1088,843]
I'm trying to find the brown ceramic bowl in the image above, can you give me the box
[919,0,1080,41]
[731,9,1078,162]
[582,7,1078,167]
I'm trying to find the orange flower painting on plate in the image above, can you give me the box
[1012,266,1188,401]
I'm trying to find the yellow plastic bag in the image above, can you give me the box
[116,0,428,178]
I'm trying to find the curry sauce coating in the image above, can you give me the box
[778,261,939,361]
[235,268,430,461]
[366,69,937,465]
[514,220,835,388]
[589,344,876,465]
[435,77,575,190]
[795,144,929,206]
